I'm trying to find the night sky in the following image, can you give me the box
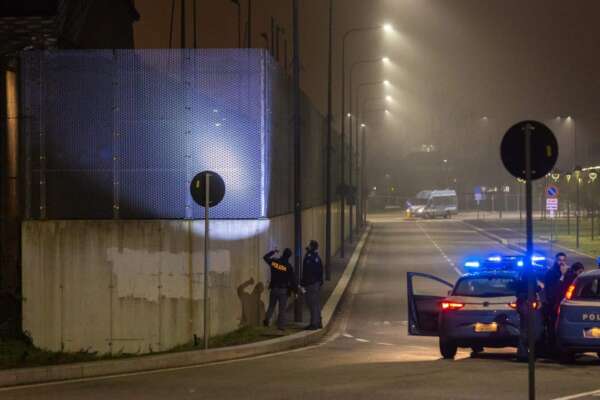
[133,0,600,193]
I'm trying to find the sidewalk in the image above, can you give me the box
[282,229,369,329]
[0,227,371,388]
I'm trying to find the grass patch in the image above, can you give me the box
[475,217,600,257]
[0,325,301,370]
[0,336,131,370]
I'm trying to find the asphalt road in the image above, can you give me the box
[4,213,600,400]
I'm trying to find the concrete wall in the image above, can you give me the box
[22,202,348,354]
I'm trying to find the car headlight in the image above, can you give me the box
[417,208,424,213]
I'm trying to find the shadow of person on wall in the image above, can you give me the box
[237,278,265,327]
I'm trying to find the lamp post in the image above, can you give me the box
[340,23,391,257]
[247,0,253,48]
[230,0,241,47]
[292,0,302,321]
[353,80,389,226]
[325,0,333,280]
[575,166,582,248]
[358,100,389,225]
[348,57,386,240]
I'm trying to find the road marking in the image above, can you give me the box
[417,222,460,275]
[383,321,391,325]
[377,342,394,346]
[355,338,370,343]
[342,333,354,338]
[551,389,600,400]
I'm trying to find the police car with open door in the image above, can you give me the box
[407,255,545,359]
[556,269,600,363]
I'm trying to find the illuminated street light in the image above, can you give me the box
[385,95,392,101]
[340,24,393,256]
[347,113,352,118]
[383,23,394,33]
[383,79,390,85]
[382,56,390,63]
[361,123,366,128]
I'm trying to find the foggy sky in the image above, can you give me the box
[133,0,600,194]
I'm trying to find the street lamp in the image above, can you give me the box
[229,0,242,47]
[354,80,392,228]
[340,25,391,257]
[575,165,582,248]
[348,57,388,240]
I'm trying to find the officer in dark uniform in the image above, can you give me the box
[516,270,543,361]
[301,240,324,330]
[263,248,298,330]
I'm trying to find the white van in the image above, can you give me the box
[415,189,458,219]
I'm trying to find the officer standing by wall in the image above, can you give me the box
[263,248,298,331]
[301,240,324,330]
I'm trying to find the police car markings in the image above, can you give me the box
[416,222,461,276]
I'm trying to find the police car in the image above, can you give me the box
[407,254,545,359]
[556,269,600,363]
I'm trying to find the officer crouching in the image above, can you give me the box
[302,240,324,330]
[263,248,298,331]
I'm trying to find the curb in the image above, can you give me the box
[0,226,372,389]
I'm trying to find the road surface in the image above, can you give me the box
[3,213,600,399]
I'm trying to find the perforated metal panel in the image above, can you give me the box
[20,49,340,220]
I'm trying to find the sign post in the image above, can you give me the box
[546,185,559,252]
[190,171,226,350]
[501,120,558,400]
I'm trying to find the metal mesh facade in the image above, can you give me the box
[20,49,342,220]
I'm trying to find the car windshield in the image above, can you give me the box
[453,277,516,297]
[574,278,600,300]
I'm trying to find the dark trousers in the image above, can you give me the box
[304,282,322,328]
[265,288,288,329]
[517,303,530,359]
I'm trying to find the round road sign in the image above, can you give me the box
[190,171,225,208]
[500,120,558,180]
[546,185,559,198]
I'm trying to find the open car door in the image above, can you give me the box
[407,272,454,336]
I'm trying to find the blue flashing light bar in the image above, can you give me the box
[465,261,481,268]
[487,256,502,262]
[517,260,524,267]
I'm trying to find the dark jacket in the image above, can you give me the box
[301,250,323,286]
[263,251,298,290]
[543,264,563,308]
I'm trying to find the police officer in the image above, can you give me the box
[301,240,324,330]
[263,248,298,331]
[543,252,568,347]
[516,271,543,361]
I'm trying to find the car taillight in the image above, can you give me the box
[565,284,576,300]
[508,301,539,310]
[441,301,465,311]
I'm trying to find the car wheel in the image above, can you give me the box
[439,337,457,359]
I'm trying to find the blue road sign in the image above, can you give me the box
[546,185,559,198]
